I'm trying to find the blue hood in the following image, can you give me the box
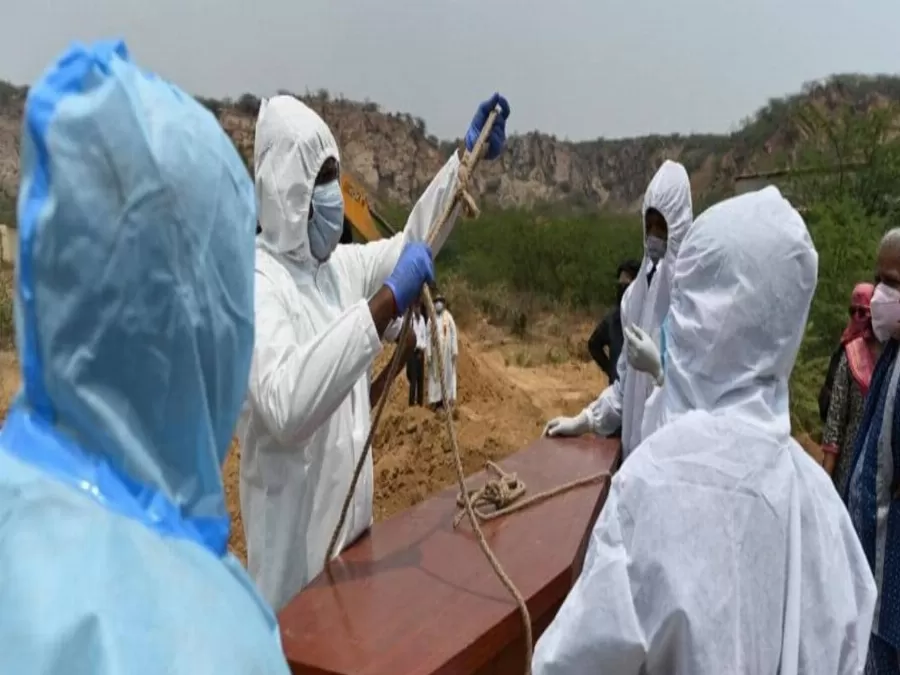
[8,40,255,554]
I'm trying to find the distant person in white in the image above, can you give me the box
[425,293,458,410]
[532,187,877,675]
[408,303,428,406]
[386,302,428,407]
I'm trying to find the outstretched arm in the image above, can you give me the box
[248,272,384,446]
[584,349,626,436]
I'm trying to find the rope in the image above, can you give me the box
[453,461,609,528]
[325,108,607,675]
[325,109,500,566]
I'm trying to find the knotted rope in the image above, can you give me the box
[453,461,608,529]
[325,108,609,675]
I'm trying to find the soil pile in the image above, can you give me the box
[371,334,543,520]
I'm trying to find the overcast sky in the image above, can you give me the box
[1,0,899,141]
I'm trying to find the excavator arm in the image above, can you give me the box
[340,172,396,242]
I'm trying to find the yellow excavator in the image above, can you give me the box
[339,172,396,243]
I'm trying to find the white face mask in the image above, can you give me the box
[646,235,667,264]
[435,301,445,314]
[871,283,900,343]
[307,180,344,262]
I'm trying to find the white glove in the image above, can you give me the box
[625,324,664,386]
[543,411,591,438]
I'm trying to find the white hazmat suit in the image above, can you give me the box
[532,187,877,675]
[553,160,692,458]
[426,306,458,405]
[238,96,462,611]
[0,41,289,674]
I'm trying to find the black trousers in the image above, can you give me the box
[406,350,425,406]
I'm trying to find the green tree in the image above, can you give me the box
[786,99,900,433]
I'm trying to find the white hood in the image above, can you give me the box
[660,186,817,438]
[255,96,339,264]
[533,186,876,675]
[634,159,693,331]
[615,160,693,454]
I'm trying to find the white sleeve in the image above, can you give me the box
[383,318,403,343]
[532,480,647,675]
[584,349,626,436]
[248,272,382,446]
[449,315,458,357]
[331,152,462,300]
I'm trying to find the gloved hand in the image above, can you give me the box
[465,93,511,161]
[385,242,435,314]
[543,411,590,438]
[625,324,664,386]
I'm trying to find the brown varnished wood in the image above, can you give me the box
[278,435,621,675]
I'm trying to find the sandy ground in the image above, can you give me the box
[0,319,607,566]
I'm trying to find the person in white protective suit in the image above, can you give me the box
[239,93,510,611]
[532,187,877,675]
[0,41,290,674]
[543,160,692,458]
[426,293,458,409]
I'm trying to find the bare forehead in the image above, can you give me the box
[877,241,900,287]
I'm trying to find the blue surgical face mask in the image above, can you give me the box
[646,235,667,264]
[308,180,344,262]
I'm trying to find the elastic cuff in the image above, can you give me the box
[821,443,840,456]
[356,298,383,356]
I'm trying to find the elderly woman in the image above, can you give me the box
[847,228,900,674]
[822,282,879,496]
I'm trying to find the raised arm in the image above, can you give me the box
[332,153,462,302]
[333,94,511,301]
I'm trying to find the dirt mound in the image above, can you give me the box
[223,333,543,563]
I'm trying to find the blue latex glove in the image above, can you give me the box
[384,242,435,313]
[465,93,511,160]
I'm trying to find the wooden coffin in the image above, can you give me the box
[278,435,621,675]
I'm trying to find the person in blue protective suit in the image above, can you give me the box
[0,41,291,674]
[240,93,510,611]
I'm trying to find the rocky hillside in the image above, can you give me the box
[1,74,900,220]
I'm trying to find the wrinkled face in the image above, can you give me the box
[876,244,900,292]
[644,208,668,242]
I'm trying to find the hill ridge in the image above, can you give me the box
[1,72,899,222]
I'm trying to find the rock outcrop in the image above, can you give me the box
[2,74,899,217]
